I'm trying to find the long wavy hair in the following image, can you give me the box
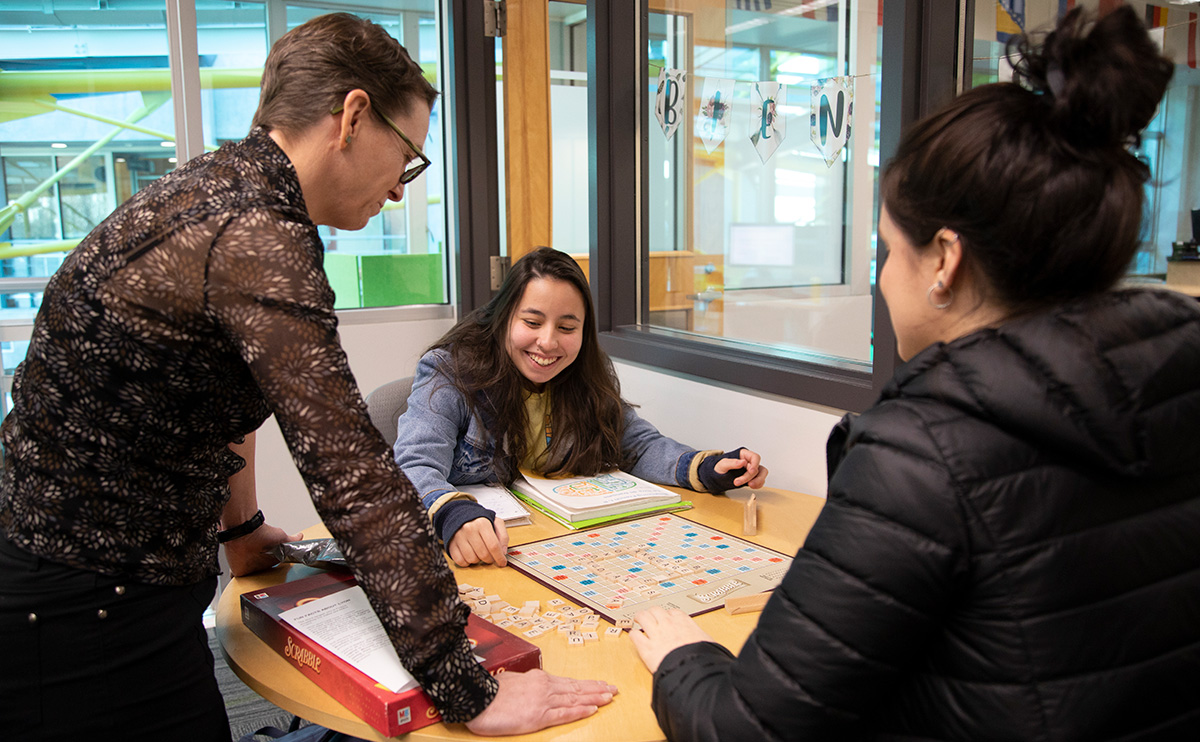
[431,248,628,483]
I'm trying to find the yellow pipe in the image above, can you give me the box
[0,68,263,97]
[0,240,82,261]
[0,63,437,98]
[0,95,169,235]
[31,100,215,150]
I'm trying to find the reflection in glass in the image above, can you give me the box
[968,0,1200,280]
[1,0,451,318]
[644,1,882,368]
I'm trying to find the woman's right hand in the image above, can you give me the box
[224,523,303,577]
[448,516,509,567]
[463,669,618,736]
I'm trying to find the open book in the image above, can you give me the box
[510,471,691,528]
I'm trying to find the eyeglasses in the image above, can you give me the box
[331,102,430,185]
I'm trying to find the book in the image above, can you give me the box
[241,570,541,737]
[458,483,533,526]
[509,471,691,527]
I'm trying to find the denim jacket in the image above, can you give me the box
[394,349,718,545]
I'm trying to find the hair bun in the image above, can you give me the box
[1010,5,1173,150]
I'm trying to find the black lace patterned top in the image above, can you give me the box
[0,127,497,720]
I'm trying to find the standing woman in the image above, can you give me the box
[629,7,1200,739]
[0,14,612,740]
[394,247,768,568]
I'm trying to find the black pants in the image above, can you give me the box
[0,533,230,741]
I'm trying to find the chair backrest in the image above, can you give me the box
[365,376,414,448]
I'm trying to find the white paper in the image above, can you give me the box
[280,586,418,694]
[459,483,532,526]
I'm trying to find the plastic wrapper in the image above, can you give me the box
[270,538,348,569]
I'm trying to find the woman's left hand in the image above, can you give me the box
[629,606,716,674]
[715,448,768,489]
[224,523,303,577]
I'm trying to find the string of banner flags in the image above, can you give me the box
[652,4,1198,169]
[653,68,859,168]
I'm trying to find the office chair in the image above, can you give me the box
[364,376,414,448]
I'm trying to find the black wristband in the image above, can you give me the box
[218,509,265,543]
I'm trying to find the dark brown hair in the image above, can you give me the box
[431,247,628,484]
[881,6,1173,315]
[251,13,439,136]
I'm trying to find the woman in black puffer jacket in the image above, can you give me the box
[630,7,1200,740]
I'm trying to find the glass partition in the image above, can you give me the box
[967,0,1200,280]
[641,0,883,368]
[0,0,454,417]
[0,1,451,316]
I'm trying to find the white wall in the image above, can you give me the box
[613,360,842,498]
[253,315,454,536]
[253,318,844,539]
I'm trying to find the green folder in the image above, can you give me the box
[509,489,693,530]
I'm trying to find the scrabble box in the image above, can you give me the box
[241,569,540,737]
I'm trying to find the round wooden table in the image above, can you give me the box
[216,486,824,741]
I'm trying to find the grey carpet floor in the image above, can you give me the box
[208,627,311,741]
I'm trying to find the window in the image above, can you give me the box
[0,0,458,416]
[966,0,1200,281]
[582,0,959,412]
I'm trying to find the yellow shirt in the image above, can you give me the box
[521,389,551,472]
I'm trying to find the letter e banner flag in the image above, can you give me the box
[810,76,854,167]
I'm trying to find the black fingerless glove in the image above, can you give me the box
[435,499,496,549]
[697,448,748,494]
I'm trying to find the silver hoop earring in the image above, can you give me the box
[927,280,953,310]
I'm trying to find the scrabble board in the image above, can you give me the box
[505,514,793,624]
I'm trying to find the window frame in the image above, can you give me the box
[586,0,962,413]
[447,0,504,309]
[0,0,465,323]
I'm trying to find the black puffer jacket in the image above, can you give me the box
[652,289,1200,741]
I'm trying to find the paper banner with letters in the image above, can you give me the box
[698,77,736,154]
[810,76,853,167]
[654,67,687,141]
[749,82,786,164]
